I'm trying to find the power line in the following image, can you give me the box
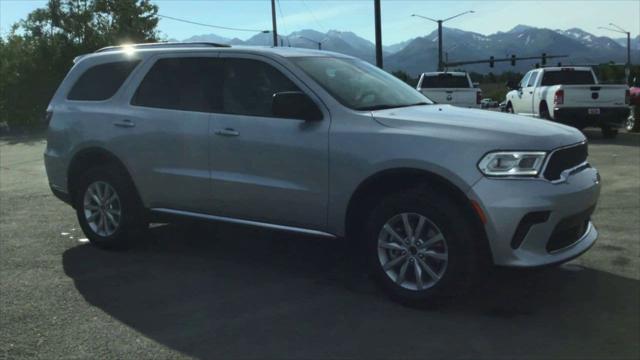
[157,14,267,33]
[301,0,325,32]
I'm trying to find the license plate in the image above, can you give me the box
[588,108,600,115]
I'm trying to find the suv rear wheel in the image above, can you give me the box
[365,187,478,306]
[74,165,147,250]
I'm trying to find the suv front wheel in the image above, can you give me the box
[74,165,147,250]
[365,187,479,306]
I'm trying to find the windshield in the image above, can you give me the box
[421,74,470,88]
[541,70,596,86]
[292,57,432,110]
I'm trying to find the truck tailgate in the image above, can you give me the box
[561,85,628,107]
[421,88,478,107]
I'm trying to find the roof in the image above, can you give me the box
[540,66,593,71]
[421,71,468,76]
[77,42,352,64]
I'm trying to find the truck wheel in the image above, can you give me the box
[601,126,619,139]
[74,164,147,250]
[506,102,514,114]
[539,103,551,120]
[364,186,479,306]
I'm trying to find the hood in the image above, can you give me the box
[372,105,585,150]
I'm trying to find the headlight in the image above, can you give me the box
[478,151,547,176]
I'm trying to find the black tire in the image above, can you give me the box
[364,186,481,306]
[506,102,514,114]
[74,164,147,250]
[601,126,619,139]
[539,103,551,120]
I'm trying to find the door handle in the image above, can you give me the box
[214,128,240,137]
[113,119,136,128]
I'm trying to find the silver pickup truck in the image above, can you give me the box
[506,67,630,138]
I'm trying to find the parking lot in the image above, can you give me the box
[0,130,638,359]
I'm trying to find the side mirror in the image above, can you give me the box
[272,91,322,121]
[472,82,480,88]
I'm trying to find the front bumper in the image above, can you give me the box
[553,107,630,128]
[468,166,600,267]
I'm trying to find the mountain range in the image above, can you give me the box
[179,25,640,75]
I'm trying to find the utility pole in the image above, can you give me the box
[412,11,474,71]
[271,0,278,47]
[374,0,383,68]
[599,23,632,84]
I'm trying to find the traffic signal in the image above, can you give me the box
[511,54,516,66]
[541,53,547,66]
[489,56,495,68]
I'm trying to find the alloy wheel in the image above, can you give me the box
[377,212,448,291]
[83,181,122,237]
[626,115,635,132]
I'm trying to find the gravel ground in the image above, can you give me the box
[1,130,638,359]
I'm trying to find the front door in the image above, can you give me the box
[207,54,330,230]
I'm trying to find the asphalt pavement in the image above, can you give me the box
[0,129,638,359]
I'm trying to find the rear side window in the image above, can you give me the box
[541,70,595,86]
[222,58,300,117]
[132,57,224,112]
[421,74,469,88]
[67,60,140,101]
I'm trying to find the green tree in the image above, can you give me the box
[0,0,159,128]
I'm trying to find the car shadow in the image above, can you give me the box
[62,223,639,359]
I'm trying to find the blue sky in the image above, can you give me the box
[1,0,638,44]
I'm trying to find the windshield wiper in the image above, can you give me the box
[356,102,430,111]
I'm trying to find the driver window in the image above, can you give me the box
[527,72,539,87]
[222,58,300,117]
[519,72,532,88]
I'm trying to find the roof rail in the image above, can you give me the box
[94,42,231,53]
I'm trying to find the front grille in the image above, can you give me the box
[543,143,588,181]
[546,206,595,252]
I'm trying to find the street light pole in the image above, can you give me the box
[599,23,632,83]
[294,35,327,50]
[374,0,383,68]
[412,11,475,71]
[437,20,443,71]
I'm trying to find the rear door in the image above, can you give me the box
[206,54,330,230]
[120,54,222,212]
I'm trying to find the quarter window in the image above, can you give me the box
[222,58,300,117]
[131,57,224,112]
[68,60,140,101]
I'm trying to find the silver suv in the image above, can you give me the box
[45,43,600,304]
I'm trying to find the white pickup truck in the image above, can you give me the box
[506,67,630,138]
[416,72,481,108]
